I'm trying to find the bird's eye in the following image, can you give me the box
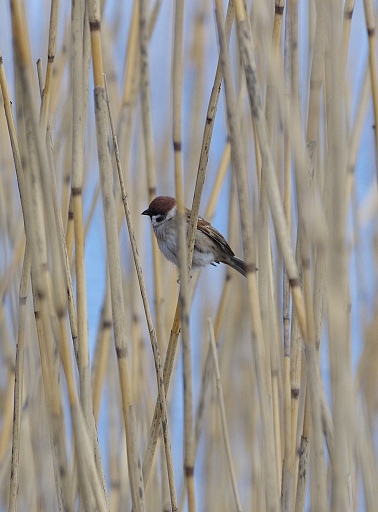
[155,215,164,223]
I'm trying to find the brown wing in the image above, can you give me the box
[185,209,235,257]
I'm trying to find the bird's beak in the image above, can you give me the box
[141,209,150,216]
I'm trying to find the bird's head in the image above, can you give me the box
[142,196,177,228]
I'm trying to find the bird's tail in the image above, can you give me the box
[227,256,247,277]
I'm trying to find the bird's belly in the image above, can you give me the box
[157,234,178,265]
[192,247,214,268]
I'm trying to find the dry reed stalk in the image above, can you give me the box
[285,0,329,507]
[215,1,280,510]
[259,0,285,491]
[208,318,243,512]
[0,235,25,306]
[342,1,355,69]
[186,2,207,192]
[142,1,235,488]
[281,6,293,507]
[295,405,310,512]
[346,58,371,204]
[71,0,93,433]
[326,4,353,511]
[40,0,59,132]
[91,277,113,422]
[142,147,233,493]
[87,2,145,510]
[139,0,165,349]
[1,18,72,505]
[70,3,109,502]
[172,1,196,510]
[186,2,234,260]
[15,4,109,507]
[8,246,30,512]
[105,76,178,511]
[178,161,238,512]
[116,0,139,211]
[284,2,305,501]
[36,60,80,367]
[363,0,378,176]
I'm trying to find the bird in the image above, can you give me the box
[142,196,246,276]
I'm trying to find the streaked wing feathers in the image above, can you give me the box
[185,209,235,257]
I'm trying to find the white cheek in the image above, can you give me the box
[165,205,177,221]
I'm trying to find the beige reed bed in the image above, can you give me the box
[0,1,377,511]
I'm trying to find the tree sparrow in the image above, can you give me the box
[142,196,246,276]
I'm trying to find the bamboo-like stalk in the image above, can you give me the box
[327,4,353,511]
[57,314,108,512]
[363,0,378,177]
[91,276,113,422]
[8,246,30,512]
[186,2,234,263]
[285,2,305,504]
[258,0,285,491]
[35,49,80,371]
[233,0,307,341]
[141,1,235,488]
[1,17,73,504]
[69,11,105,492]
[342,1,355,71]
[105,76,178,511]
[281,5,293,507]
[214,1,279,510]
[138,0,164,349]
[178,165,239,512]
[172,1,196,510]
[208,318,243,512]
[87,2,145,510]
[72,0,91,422]
[295,405,310,512]
[40,0,59,132]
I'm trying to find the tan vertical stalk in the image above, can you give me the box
[1,21,73,507]
[363,0,378,176]
[232,0,307,339]
[285,7,303,498]
[208,319,243,512]
[71,0,92,431]
[142,1,235,489]
[117,0,139,209]
[35,39,80,369]
[186,2,234,263]
[327,3,353,511]
[172,1,196,510]
[281,5,293,508]
[105,78,177,511]
[138,0,164,345]
[214,1,279,510]
[8,246,30,512]
[342,1,355,70]
[307,0,327,361]
[40,0,59,132]
[292,0,328,509]
[258,0,285,490]
[91,277,112,422]
[87,2,145,510]
[294,384,310,512]
[71,0,109,504]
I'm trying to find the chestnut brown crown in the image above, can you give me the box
[142,196,177,217]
